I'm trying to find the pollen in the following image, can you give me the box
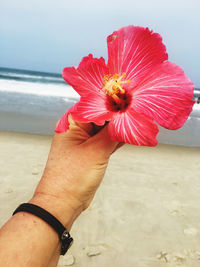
[103,73,130,100]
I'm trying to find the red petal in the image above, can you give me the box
[132,61,195,130]
[107,26,168,88]
[63,54,109,96]
[108,108,159,146]
[55,103,78,133]
[71,94,113,126]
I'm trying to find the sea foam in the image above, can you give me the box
[0,79,79,98]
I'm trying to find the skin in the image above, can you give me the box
[0,117,122,267]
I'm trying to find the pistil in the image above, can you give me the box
[112,94,122,104]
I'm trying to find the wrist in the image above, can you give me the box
[29,192,81,230]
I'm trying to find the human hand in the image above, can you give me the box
[30,116,120,228]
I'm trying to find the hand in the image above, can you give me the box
[30,116,120,228]
[0,116,122,267]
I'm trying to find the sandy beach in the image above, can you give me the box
[0,131,200,267]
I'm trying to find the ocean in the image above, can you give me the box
[0,67,79,134]
[0,67,200,146]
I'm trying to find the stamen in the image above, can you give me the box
[103,73,129,100]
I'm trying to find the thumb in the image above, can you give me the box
[68,115,93,135]
[54,116,93,145]
[87,124,118,156]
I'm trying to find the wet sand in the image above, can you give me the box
[0,131,200,267]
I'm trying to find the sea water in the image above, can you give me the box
[0,67,79,98]
[0,67,79,134]
[0,67,200,146]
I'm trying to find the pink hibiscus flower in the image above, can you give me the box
[56,26,195,146]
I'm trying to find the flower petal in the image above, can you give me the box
[108,108,159,146]
[71,93,114,126]
[55,103,78,133]
[63,54,109,96]
[107,26,168,87]
[132,61,195,130]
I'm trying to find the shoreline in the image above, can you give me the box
[0,80,200,146]
[0,92,200,146]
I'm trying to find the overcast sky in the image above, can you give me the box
[0,0,199,87]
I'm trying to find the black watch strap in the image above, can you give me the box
[13,203,73,255]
